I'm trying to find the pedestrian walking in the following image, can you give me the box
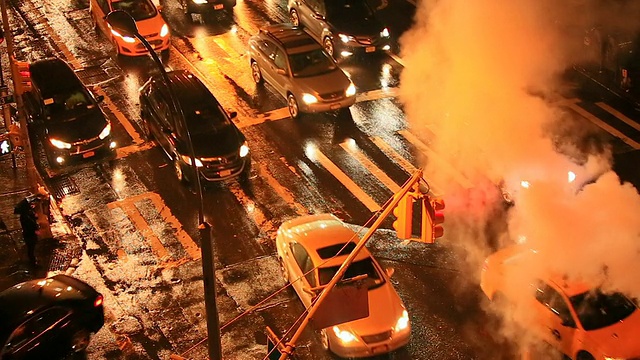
[14,198,40,268]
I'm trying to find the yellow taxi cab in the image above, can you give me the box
[480,245,640,360]
[90,0,170,57]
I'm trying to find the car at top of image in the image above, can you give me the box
[480,244,640,360]
[275,214,411,358]
[23,57,116,169]
[0,274,105,360]
[90,0,170,57]
[248,24,356,119]
[178,0,236,22]
[288,0,392,59]
[139,70,251,183]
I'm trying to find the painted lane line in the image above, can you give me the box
[566,101,640,150]
[370,136,444,196]
[355,87,399,103]
[388,53,406,68]
[339,141,401,193]
[313,149,381,212]
[115,201,170,261]
[399,130,474,189]
[596,102,640,132]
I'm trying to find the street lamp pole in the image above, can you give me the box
[105,10,222,360]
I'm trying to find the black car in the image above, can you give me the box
[288,0,391,59]
[179,0,236,21]
[23,57,116,168]
[0,274,105,360]
[139,70,251,183]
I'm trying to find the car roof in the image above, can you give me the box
[155,70,220,107]
[260,24,322,53]
[281,214,371,267]
[29,57,84,97]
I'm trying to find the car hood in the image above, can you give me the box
[189,126,242,158]
[336,282,405,336]
[45,110,108,143]
[294,70,351,97]
[328,15,383,37]
[586,308,640,358]
[136,14,166,37]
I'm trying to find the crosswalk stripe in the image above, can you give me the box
[596,102,640,132]
[399,130,474,189]
[370,136,443,196]
[339,140,401,193]
[117,201,170,260]
[564,99,640,149]
[312,148,381,212]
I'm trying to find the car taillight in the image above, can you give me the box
[94,294,104,307]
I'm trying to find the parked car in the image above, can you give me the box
[90,0,170,57]
[480,245,640,360]
[248,24,356,119]
[23,57,116,168]
[139,70,251,183]
[276,214,411,358]
[0,274,105,360]
[288,0,391,59]
[178,0,236,21]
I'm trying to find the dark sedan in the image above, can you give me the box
[139,70,251,183]
[0,274,105,360]
[179,0,236,21]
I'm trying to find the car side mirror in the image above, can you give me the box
[156,4,163,12]
[96,95,105,103]
[313,13,324,20]
[561,317,576,328]
[228,111,237,119]
[385,267,395,278]
[162,127,172,135]
[276,68,287,76]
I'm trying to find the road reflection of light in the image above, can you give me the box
[112,167,126,195]
[344,138,357,151]
[304,142,318,161]
[246,201,255,213]
[230,25,238,34]
[380,64,392,89]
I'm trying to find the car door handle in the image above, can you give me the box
[551,329,561,340]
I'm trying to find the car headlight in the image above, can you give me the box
[381,27,390,38]
[110,29,136,43]
[192,0,208,4]
[301,93,318,104]
[604,357,625,360]
[345,83,356,97]
[239,142,249,158]
[394,310,409,332]
[160,24,170,37]
[338,33,354,43]
[50,138,72,149]
[332,326,357,344]
[98,123,111,140]
[180,155,203,167]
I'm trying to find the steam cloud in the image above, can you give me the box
[398,0,640,348]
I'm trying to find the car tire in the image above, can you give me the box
[576,352,595,360]
[70,329,91,352]
[323,37,334,58]
[290,9,300,27]
[181,0,193,22]
[239,162,251,183]
[287,94,300,119]
[139,117,151,141]
[250,61,263,85]
[91,14,99,33]
[174,157,186,183]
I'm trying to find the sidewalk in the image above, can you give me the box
[0,150,81,292]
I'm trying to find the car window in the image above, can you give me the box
[257,39,276,59]
[326,0,373,19]
[305,0,325,15]
[290,242,316,285]
[97,0,110,14]
[534,282,574,325]
[273,49,287,71]
[5,307,71,354]
[148,89,172,128]
[288,49,337,77]
[111,0,157,21]
[569,290,637,330]
[317,258,383,289]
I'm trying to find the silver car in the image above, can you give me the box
[248,24,356,119]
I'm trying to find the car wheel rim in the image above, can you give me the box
[290,10,299,27]
[174,160,184,182]
[251,63,261,84]
[320,329,329,350]
[71,330,90,352]
[288,95,299,118]
[324,38,333,57]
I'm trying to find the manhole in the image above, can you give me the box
[49,175,80,200]
[76,65,113,85]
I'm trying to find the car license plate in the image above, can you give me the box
[82,151,95,158]
[219,169,232,177]
[365,46,376,53]
[214,4,224,9]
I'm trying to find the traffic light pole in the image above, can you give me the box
[278,170,424,360]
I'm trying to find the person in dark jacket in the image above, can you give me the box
[14,198,39,267]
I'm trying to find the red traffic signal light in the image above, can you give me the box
[392,192,416,239]
[14,61,32,94]
[421,197,445,243]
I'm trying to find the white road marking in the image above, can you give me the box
[596,102,640,132]
[340,140,401,193]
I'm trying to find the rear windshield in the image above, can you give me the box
[112,0,157,21]
[570,290,637,330]
[288,49,337,78]
[318,258,384,289]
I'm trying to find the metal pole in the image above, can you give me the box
[134,35,222,360]
[279,170,424,359]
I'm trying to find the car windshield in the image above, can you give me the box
[288,49,337,78]
[112,0,157,21]
[569,290,637,331]
[317,258,384,289]
[326,0,373,18]
[183,106,230,135]
[43,89,93,119]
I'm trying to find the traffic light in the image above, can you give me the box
[392,192,416,239]
[421,197,445,243]
[14,60,32,94]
